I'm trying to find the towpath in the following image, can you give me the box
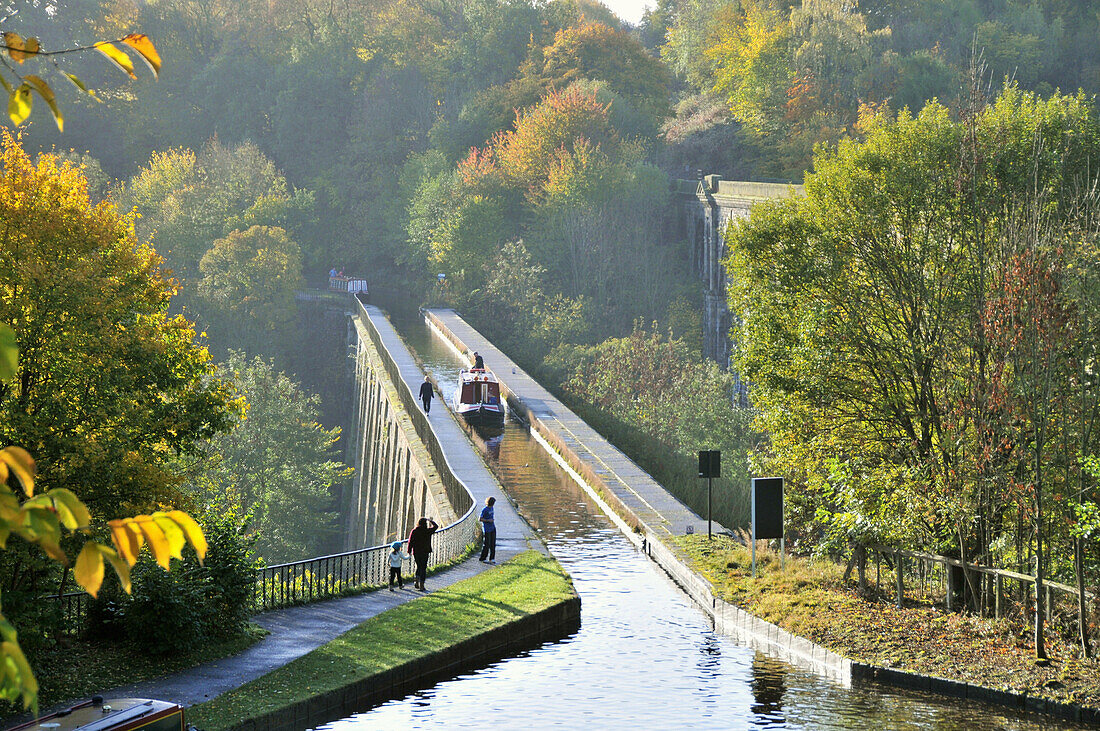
[85,306,541,710]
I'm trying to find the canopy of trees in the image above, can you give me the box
[725,86,1100,654]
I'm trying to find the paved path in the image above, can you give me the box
[86,306,541,710]
[426,309,721,538]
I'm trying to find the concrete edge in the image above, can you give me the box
[223,594,582,731]
[426,311,1100,727]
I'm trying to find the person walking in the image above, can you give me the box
[479,496,497,563]
[419,375,434,413]
[406,517,439,590]
[387,541,408,590]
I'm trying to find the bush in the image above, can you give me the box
[86,503,259,654]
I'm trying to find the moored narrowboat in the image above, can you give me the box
[9,697,183,731]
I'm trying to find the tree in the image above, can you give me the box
[180,352,351,563]
[0,133,240,519]
[724,86,1100,584]
[0,325,208,714]
[122,140,311,284]
[197,225,304,358]
[539,21,673,122]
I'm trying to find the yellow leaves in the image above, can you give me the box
[6,84,31,127]
[109,518,144,566]
[25,76,61,132]
[3,33,40,64]
[167,509,208,562]
[0,447,34,497]
[108,511,207,571]
[121,34,161,78]
[74,543,105,598]
[48,488,90,530]
[94,41,136,79]
[0,33,160,128]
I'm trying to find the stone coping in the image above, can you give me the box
[424,309,1100,727]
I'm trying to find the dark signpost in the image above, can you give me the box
[698,450,720,539]
[751,477,784,577]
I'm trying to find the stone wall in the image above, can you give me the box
[675,176,803,403]
[343,308,461,549]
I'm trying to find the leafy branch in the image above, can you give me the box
[0,31,161,130]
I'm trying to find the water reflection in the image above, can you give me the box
[751,657,787,727]
[313,304,1091,731]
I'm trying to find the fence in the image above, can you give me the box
[254,506,477,611]
[858,543,1096,631]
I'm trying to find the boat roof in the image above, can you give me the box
[8,698,181,731]
[459,368,498,384]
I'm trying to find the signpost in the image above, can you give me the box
[751,476,784,578]
[697,450,720,539]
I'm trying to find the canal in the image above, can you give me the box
[317,304,1089,730]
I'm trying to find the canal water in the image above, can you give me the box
[316,305,1089,730]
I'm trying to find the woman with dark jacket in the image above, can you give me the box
[406,517,439,590]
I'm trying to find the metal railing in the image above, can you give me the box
[858,543,1096,629]
[253,508,478,611]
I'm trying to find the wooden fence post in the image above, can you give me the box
[896,549,904,609]
[995,574,1003,619]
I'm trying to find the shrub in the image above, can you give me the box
[86,503,259,653]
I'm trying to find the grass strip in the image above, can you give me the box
[188,551,575,731]
[677,534,1100,711]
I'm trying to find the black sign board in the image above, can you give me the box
[698,450,720,478]
[752,477,784,539]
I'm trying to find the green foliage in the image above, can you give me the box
[182,352,351,563]
[0,132,240,522]
[122,140,310,283]
[561,324,756,527]
[197,225,304,359]
[89,503,259,655]
[724,87,1100,573]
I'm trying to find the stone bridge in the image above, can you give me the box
[673,176,803,402]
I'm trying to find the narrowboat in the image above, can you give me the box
[9,697,183,731]
[452,368,505,428]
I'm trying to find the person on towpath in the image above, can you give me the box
[388,541,408,590]
[419,375,434,413]
[479,496,497,563]
[406,517,439,590]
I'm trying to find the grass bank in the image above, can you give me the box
[677,534,1100,711]
[188,551,576,731]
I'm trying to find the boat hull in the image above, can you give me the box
[455,403,505,428]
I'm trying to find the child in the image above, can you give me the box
[388,541,408,590]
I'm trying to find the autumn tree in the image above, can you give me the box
[725,87,1100,584]
[0,133,239,637]
[122,140,313,284]
[197,225,304,359]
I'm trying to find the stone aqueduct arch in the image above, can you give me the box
[674,175,803,403]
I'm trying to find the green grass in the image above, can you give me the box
[188,551,575,731]
[676,534,1100,711]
